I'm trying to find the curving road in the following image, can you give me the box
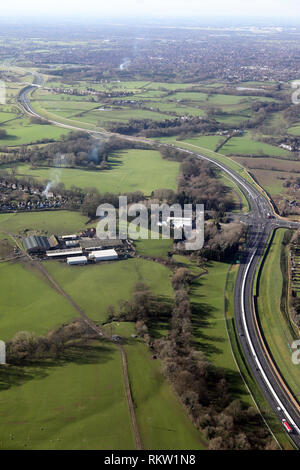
[18,76,300,448]
[173,146,300,448]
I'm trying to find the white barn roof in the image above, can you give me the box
[88,249,118,260]
[67,256,87,264]
[46,248,83,257]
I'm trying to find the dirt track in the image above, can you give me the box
[25,256,143,450]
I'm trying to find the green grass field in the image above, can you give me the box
[182,134,222,151]
[288,124,300,136]
[29,79,282,134]
[32,88,172,128]
[126,339,207,449]
[256,229,300,403]
[0,117,70,146]
[104,322,207,449]
[0,248,209,450]
[173,256,253,404]
[13,149,180,195]
[135,237,173,259]
[0,324,208,450]
[189,260,238,367]
[0,111,19,123]
[0,210,90,236]
[0,340,136,450]
[44,258,174,324]
[215,113,251,126]
[0,260,77,340]
[0,72,71,146]
[220,134,291,158]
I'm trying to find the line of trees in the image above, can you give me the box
[106,116,222,137]
[109,274,276,449]
[6,320,96,362]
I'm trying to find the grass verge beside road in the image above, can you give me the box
[225,263,295,450]
[255,228,300,404]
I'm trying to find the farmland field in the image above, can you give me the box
[27,77,284,132]
[103,322,207,449]
[0,117,70,146]
[232,156,300,198]
[173,256,254,404]
[0,260,77,340]
[182,134,222,151]
[247,169,294,197]
[288,124,300,136]
[220,134,291,158]
[0,340,136,450]
[44,258,174,324]
[125,337,207,449]
[0,210,90,236]
[135,237,173,259]
[0,31,298,451]
[12,149,180,194]
[0,326,208,450]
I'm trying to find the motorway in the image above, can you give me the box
[18,77,300,448]
[171,147,300,449]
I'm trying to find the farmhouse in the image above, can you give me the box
[23,236,50,254]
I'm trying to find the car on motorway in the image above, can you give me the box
[282,419,293,433]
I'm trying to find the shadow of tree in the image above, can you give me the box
[188,266,251,403]
[147,294,173,340]
[0,341,114,392]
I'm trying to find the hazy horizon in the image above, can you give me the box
[1,0,300,24]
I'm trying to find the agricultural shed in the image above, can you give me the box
[48,235,60,249]
[46,248,83,258]
[79,238,124,250]
[23,236,50,254]
[88,249,118,261]
[67,256,88,265]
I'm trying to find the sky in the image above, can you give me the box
[1,0,300,21]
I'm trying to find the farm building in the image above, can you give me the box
[65,240,79,247]
[67,256,88,265]
[47,235,60,249]
[61,234,78,240]
[79,238,124,251]
[88,249,118,261]
[23,236,50,254]
[46,248,83,258]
